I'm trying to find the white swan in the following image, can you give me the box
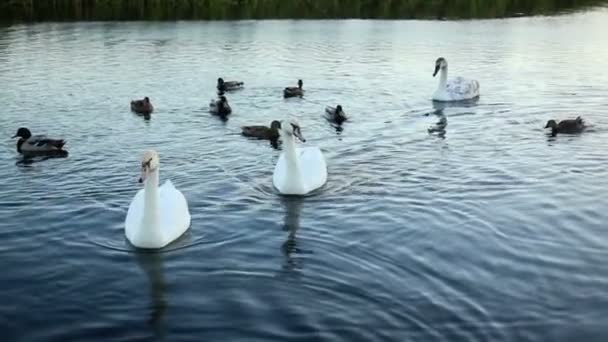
[432,57,480,102]
[273,119,327,195]
[125,150,191,249]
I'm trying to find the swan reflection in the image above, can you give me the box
[280,197,304,272]
[134,251,167,339]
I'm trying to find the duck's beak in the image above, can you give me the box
[433,65,440,77]
[11,134,17,138]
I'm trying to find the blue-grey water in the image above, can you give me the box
[1,9,608,342]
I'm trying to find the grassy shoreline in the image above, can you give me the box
[1,0,606,21]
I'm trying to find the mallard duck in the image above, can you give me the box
[284,79,304,98]
[325,105,348,125]
[209,95,232,116]
[12,127,67,156]
[433,57,480,102]
[217,78,244,92]
[242,120,281,141]
[545,116,585,136]
[131,97,154,114]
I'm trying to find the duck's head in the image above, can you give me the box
[336,105,344,114]
[279,119,306,142]
[217,77,224,85]
[270,120,281,130]
[433,57,447,77]
[220,95,228,103]
[139,149,160,184]
[12,127,32,140]
[144,97,150,103]
[545,120,558,129]
[298,79,303,88]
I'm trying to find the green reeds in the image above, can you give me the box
[0,0,606,21]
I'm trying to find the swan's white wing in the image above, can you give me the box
[299,147,327,193]
[159,180,191,244]
[125,188,145,243]
[273,152,290,193]
[446,77,480,100]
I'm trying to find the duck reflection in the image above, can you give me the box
[134,251,167,339]
[280,196,304,272]
[15,154,68,166]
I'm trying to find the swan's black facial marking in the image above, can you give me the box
[141,158,153,170]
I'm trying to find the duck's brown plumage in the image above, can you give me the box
[131,97,154,114]
[545,116,585,135]
[284,79,304,98]
[242,120,281,140]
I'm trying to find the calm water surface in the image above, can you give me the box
[1,10,608,342]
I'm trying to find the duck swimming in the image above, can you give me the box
[12,127,67,157]
[125,150,191,249]
[273,119,327,195]
[432,57,480,102]
[242,120,281,141]
[209,95,232,116]
[284,79,304,98]
[545,116,585,136]
[131,97,154,114]
[325,105,348,125]
[217,78,244,92]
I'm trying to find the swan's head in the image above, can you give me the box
[12,127,32,139]
[298,79,303,88]
[545,120,558,129]
[433,57,447,77]
[279,119,306,142]
[139,149,160,184]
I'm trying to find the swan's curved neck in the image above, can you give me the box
[283,134,303,183]
[437,67,448,90]
[142,168,162,241]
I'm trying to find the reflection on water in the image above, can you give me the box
[281,196,304,272]
[134,251,167,340]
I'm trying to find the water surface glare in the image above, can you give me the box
[1,12,608,341]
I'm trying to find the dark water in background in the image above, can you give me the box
[1,10,608,342]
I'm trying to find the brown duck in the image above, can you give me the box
[545,116,585,136]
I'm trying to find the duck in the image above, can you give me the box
[209,95,232,116]
[325,105,348,125]
[12,127,67,157]
[432,57,480,102]
[284,79,304,98]
[273,119,327,195]
[131,97,154,114]
[545,116,585,136]
[217,77,244,92]
[125,150,191,249]
[242,120,281,141]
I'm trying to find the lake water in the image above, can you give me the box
[1,9,608,342]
